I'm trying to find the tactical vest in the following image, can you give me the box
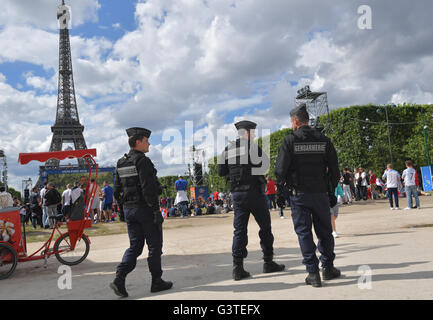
[116,151,146,207]
[226,139,266,192]
[288,127,329,193]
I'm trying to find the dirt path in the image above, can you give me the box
[2,197,433,300]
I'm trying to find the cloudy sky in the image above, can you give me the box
[1,0,433,191]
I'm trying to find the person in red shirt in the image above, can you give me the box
[160,197,167,208]
[265,176,277,210]
[213,191,219,201]
[368,170,378,199]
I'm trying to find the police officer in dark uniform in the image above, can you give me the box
[275,104,341,287]
[109,127,173,297]
[218,120,285,280]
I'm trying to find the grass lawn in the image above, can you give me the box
[21,213,220,243]
[22,221,128,243]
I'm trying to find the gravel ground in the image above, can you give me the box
[1,196,433,300]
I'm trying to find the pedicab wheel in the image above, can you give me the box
[0,242,18,280]
[54,233,90,266]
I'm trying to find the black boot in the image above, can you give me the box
[151,277,173,293]
[305,272,322,288]
[109,275,128,298]
[233,258,251,281]
[263,256,285,273]
[322,266,341,280]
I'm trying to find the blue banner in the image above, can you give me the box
[41,167,115,175]
[39,167,116,188]
[421,166,433,191]
[192,186,209,200]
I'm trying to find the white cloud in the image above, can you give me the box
[296,34,347,69]
[0,0,100,30]
[3,0,433,190]
[25,72,57,92]
[0,26,58,70]
[391,86,433,105]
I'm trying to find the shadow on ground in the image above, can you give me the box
[1,240,431,300]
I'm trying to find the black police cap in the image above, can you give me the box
[289,104,308,118]
[126,127,151,138]
[234,120,257,131]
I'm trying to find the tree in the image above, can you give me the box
[7,187,21,201]
[202,103,433,192]
[208,157,229,193]
[158,176,179,199]
[321,104,433,175]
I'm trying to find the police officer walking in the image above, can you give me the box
[110,127,173,297]
[275,104,341,287]
[218,121,285,281]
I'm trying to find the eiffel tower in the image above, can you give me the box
[45,0,87,169]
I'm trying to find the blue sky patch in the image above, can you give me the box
[0,61,54,90]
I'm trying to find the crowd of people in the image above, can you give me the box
[338,161,422,209]
[160,159,424,225]
[0,161,426,231]
[0,179,122,230]
[159,190,233,218]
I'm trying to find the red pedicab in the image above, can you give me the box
[0,149,98,280]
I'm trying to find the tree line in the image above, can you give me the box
[8,104,433,199]
[205,104,433,191]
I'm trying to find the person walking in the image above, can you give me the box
[40,181,49,228]
[275,104,341,288]
[265,176,277,210]
[110,127,172,298]
[44,183,61,228]
[61,184,72,218]
[218,120,285,281]
[29,187,43,228]
[368,170,378,200]
[102,181,114,223]
[402,160,421,210]
[382,164,401,210]
[342,168,353,204]
[276,184,290,219]
[331,183,344,238]
[353,168,361,201]
[174,175,189,218]
[89,179,102,222]
[359,168,368,201]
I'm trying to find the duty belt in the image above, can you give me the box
[233,184,264,193]
[233,185,251,192]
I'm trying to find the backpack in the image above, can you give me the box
[69,191,85,221]
[30,193,39,209]
[53,189,62,204]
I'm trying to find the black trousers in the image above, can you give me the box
[266,194,277,209]
[355,185,361,200]
[290,193,335,273]
[116,207,163,279]
[232,188,274,260]
[360,186,368,200]
[387,188,399,208]
[31,206,43,228]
